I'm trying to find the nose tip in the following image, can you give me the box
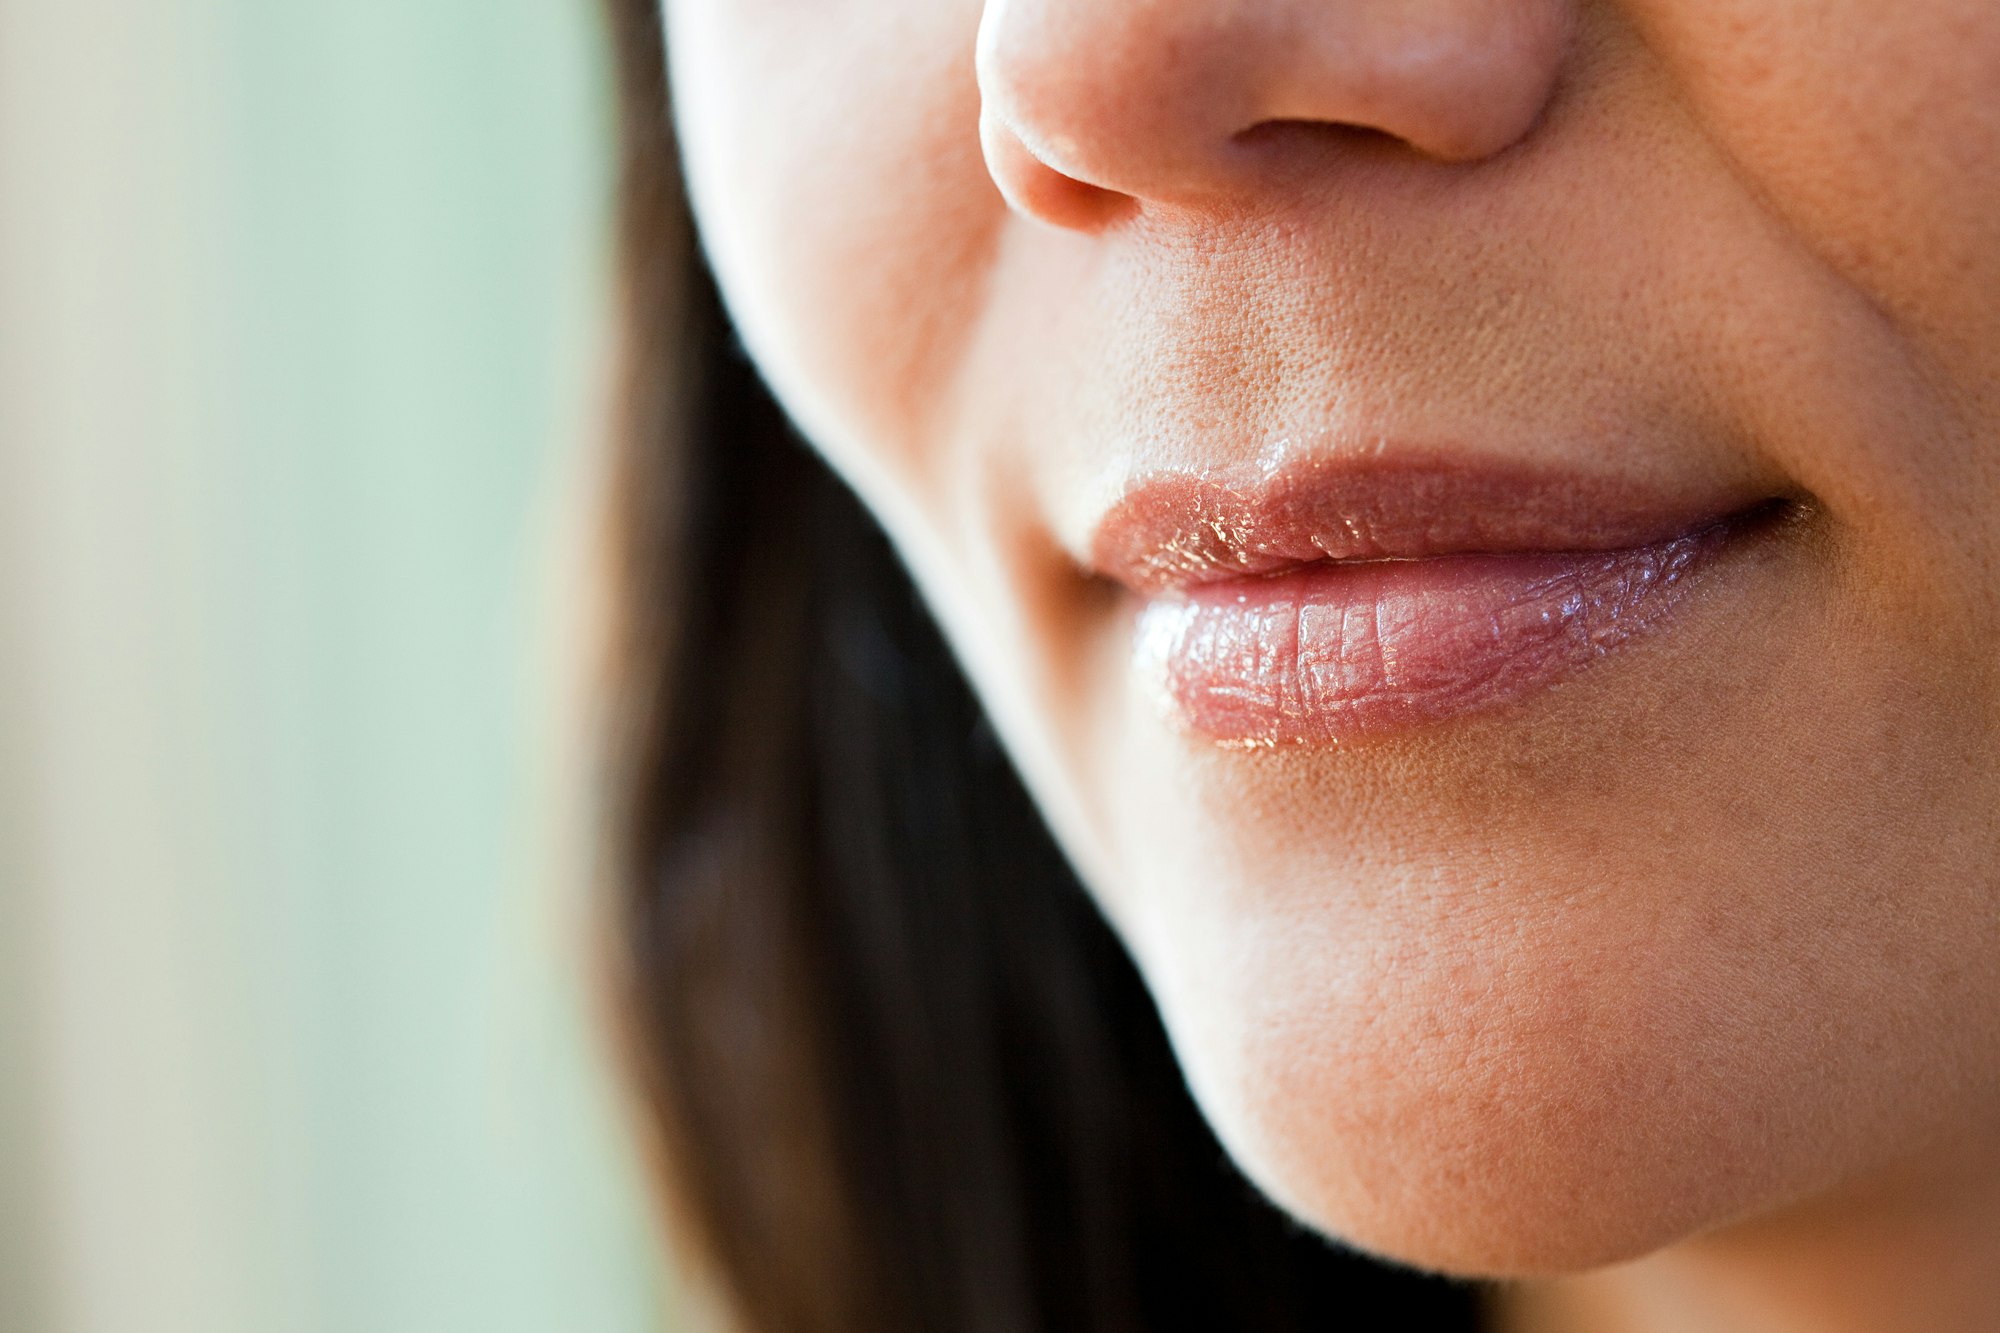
[977,0,1573,225]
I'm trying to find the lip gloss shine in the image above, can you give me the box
[1133,526,1727,747]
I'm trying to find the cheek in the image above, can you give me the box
[666,0,1000,488]
[1633,0,2000,367]
[1613,5,2000,638]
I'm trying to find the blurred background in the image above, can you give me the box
[0,1,673,1329]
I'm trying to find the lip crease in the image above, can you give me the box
[1089,456,1773,746]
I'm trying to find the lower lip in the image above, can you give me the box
[1135,526,1735,747]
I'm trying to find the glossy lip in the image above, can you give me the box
[1088,455,1781,746]
[1089,454,1771,590]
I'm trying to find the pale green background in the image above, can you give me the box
[0,2,670,1329]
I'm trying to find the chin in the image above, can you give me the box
[1133,872,1866,1281]
[1204,1067,1750,1279]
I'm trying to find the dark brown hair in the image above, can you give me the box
[600,3,1483,1327]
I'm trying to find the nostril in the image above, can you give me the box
[1231,119,1409,156]
[980,109,1139,232]
[1234,113,1528,169]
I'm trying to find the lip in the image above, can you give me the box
[1089,456,1780,746]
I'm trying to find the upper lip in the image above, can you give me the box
[1086,452,1780,593]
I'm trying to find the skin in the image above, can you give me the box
[663,1,2000,1328]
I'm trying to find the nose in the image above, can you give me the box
[976,0,1573,226]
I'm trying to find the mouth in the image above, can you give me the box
[1088,456,1793,747]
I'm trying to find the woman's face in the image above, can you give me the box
[666,0,2000,1274]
